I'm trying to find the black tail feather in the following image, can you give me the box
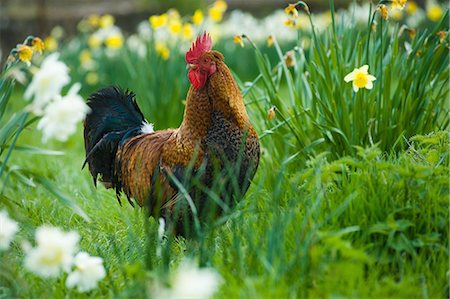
[83,86,147,191]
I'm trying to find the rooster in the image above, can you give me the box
[83,32,260,235]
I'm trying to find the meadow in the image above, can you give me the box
[0,0,449,298]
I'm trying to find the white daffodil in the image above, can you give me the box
[0,210,19,251]
[37,83,90,143]
[155,259,222,299]
[344,65,377,92]
[24,53,70,115]
[66,252,106,292]
[25,226,79,278]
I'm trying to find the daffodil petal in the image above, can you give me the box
[366,81,374,89]
[353,84,359,92]
[360,65,369,73]
[344,72,356,82]
[367,75,376,81]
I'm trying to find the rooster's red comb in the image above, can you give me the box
[185,31,212,64]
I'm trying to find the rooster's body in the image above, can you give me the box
[83,33,260,234]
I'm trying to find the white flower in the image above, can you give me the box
[24,53,70,115]
[25,226,79,278]
[155,259,222,299]
[344,65,377,92]
[66,252,106,292]
[0,210,19,251]
[37,83,90,143]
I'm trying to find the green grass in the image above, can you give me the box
[1,2,449,298]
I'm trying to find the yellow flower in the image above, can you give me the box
[44,36,58,52]
[192,9,204,25]
[32,37,45,53]
[436,31,447,43]
[17,44,33,65]
[155,42,170,60]
[214,0,227,12]
[285,4,299,17]
[105,34,123,49]
[285,51,296,67]
[99,14,114,28]
[168,20,182,35]
[233,35,244,47]
[391,0,407,10]
[377,4,389,20]
[267,35,274,47]
[209,6,223,22]
[406,28,416,39]
[427,4,443,22]
[86,72,99,85]
[344,65,376,93]
[167,9,181,20]
[87,14,100,28]
[149,14,168,29]
[406,1,418,15]
[267,107,276,121]
[182,23,194,40]
[391,9,403,21]
[284,19,296,28]
[88,35,102,48]
[79,49,92,65]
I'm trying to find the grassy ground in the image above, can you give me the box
[1,3,449,298]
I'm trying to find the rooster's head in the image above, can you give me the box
[185,32,222,90]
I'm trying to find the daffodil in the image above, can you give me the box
[0,210,19,251]
[391,9,403,21]
[391,0,407,10]
[406,1,418,15]
[377,4,389,20]
[285,4,299,17]
[88,35,102,48]
[214,0,227,12]
[105,34,123,49]
[192,9,204,25]
[155,42,170,60]
[149,14,168,29]
[86,72,99,85]
[32,37,45,53]
[426,3,443,22]
[436,31,446,43]
[267,35,274,47]
[168,20,182,35]
[44,36,58,52]
[285,50,296,67]
[87,14,100,28]
[99,14,114,28]
[17,44,33,66]
[233,35,244,47]
[182,23,194,40]
[284,19,296,28]
[209,6,224,22]
[344,65,376,92]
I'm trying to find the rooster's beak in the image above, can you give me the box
[186,64,197,70]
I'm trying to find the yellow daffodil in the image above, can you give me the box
[267,107,276,121]
[192,9,204,25]
[407,28,416,39]
[79,49,92,65]
[233,35,244,47]
[344,65,376,92]
[436,31,447,43]
[44,36,58,52]
[391,9,403,21]
[182,23,194,40]
[105,34,123,49]
[285,51,296,67]
[267,35,274,47]
[168,20,182,35]
[32,37,45,53]
[391,0,407,10]
[99,14,114,28]
[209,7,223,22]
[285,4,299,17]
[155,42,170,60]
[377,4,389,20]
[427,4,443,22]
[88,35,102,48]
[284,19,296,28]
[406,1,418,15]
[214,0,227,12]
[167,9,181,20]
[86,72,99,85]
[17,44,33,65]
[149,14,168,29]
[87,14,100,28]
